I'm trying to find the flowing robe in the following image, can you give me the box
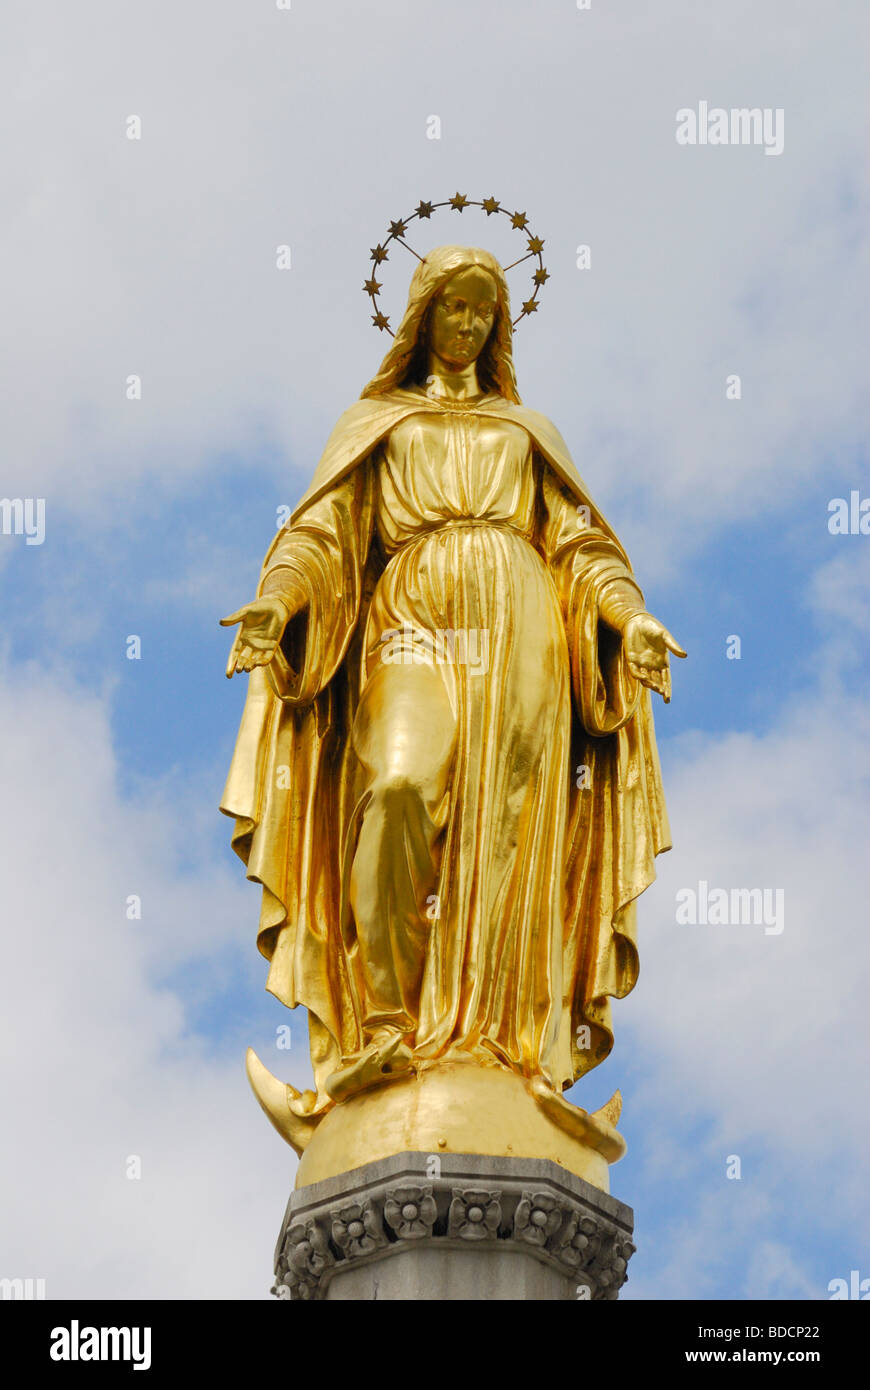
[221,388,670,1117]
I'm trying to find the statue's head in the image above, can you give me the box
[427,264,498,373]
[361,245,520,403]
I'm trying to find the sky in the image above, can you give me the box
[1,0,868,1300]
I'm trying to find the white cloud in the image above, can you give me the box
[2,1,868,582]
[604,556,870,1296]
[0,664,307,1298]
[808,544,870,641]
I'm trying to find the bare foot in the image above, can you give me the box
[529,1076,625,1161]
[325,1030,414,1103]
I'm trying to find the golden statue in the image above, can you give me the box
[221,228,684,1193]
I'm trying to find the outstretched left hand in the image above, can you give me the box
[623,613,687,703]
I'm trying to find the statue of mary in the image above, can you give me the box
[221,243,684,1188]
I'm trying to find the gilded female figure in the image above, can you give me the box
[221,244,684,1167]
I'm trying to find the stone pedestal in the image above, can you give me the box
[272,1151,635,1301]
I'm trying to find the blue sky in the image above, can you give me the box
[1,0,868,1299]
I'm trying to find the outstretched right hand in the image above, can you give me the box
[221,593,305,678]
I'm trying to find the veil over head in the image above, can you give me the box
[360,244,521,403]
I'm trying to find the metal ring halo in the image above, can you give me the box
[363,194,549,336]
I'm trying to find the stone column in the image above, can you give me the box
[272,1151,635,1301]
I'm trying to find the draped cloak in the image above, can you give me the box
[220,388,671,1115]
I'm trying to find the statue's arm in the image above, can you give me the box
[538,460,642,617]
[537,462,685,722]
[223,459,376,703]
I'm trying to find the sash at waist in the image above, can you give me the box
[386,516,534,555]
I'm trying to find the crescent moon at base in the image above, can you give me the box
[245,1048,322,1156]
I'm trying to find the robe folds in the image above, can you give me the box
[221,387,671,1116]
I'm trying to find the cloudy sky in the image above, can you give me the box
[2,0,868,1300]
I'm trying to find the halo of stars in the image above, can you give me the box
[363,194,549,336]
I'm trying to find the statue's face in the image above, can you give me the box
[428,266,498,369]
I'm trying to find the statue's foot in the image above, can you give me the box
[529,1075,588,1137]
[325,1030,414,1104]
[529,1076,625,1160]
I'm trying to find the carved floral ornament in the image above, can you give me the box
[273,1181,635,1301]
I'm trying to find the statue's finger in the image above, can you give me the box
[220,608,248,627]
[661,627,687,658]
[630,662,657,691]
[225,637,243,679]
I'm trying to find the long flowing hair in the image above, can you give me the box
[360,244,521,403]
